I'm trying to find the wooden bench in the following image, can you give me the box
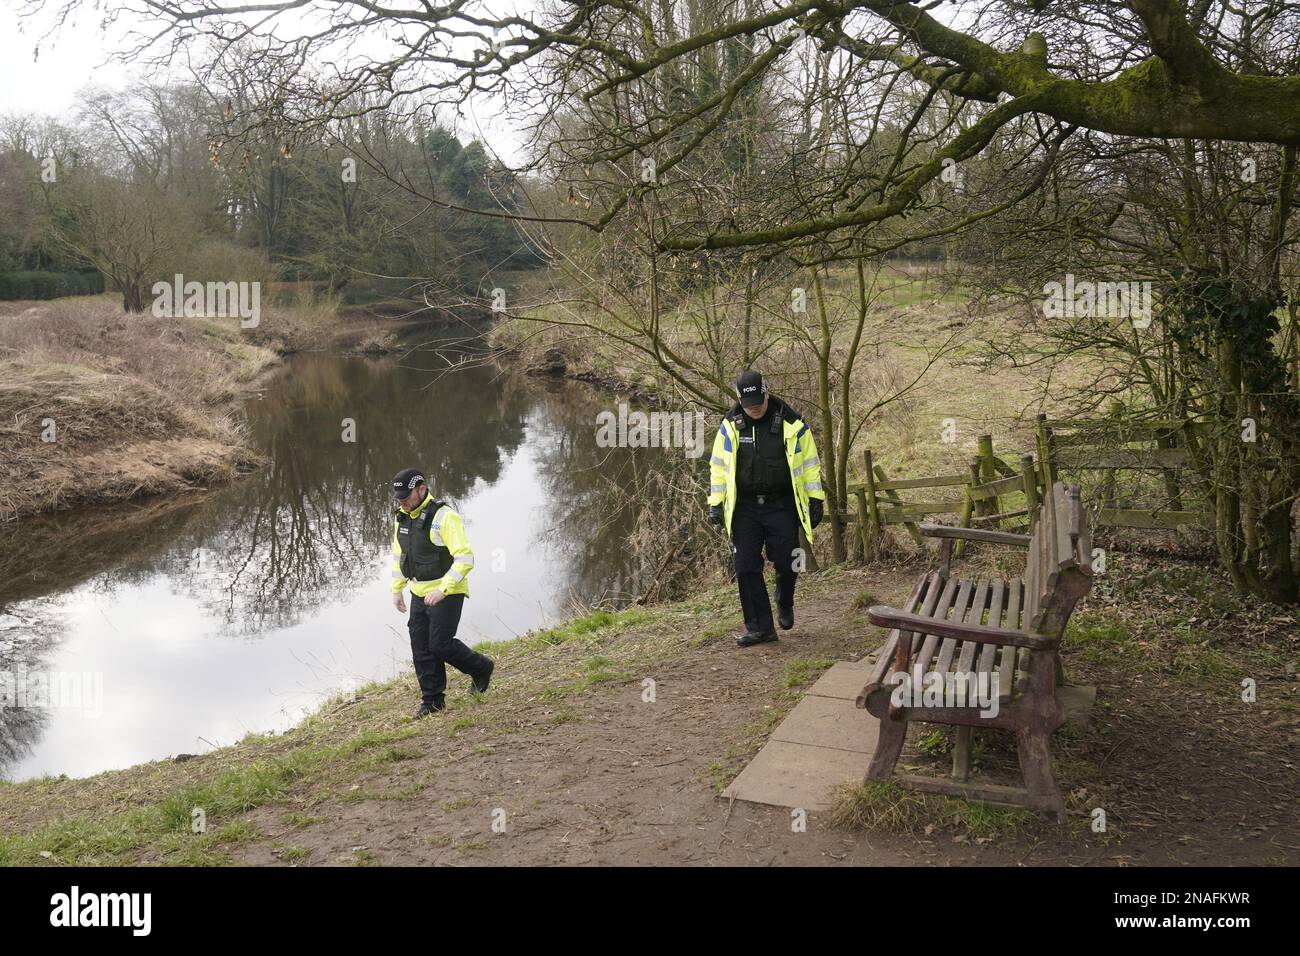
[856,481,1093,820]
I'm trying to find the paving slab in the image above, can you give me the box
[721,678,882,810]
[806,658,875,701]
[770,693,878,753]
[720,739,871,811]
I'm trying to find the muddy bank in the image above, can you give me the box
[491,324,670,409]
[0,296,428,523]
[0,298,278,523]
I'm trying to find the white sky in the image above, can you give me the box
[0,1,528,165]
[0,2,132,117]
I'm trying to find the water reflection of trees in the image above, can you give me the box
[0,348,531,635]
[526,382,685,605]
[0,498,206,608]
[0,602,69,780]
[0,351,679,637]
[0,349,700,778]
[0,665,46,779]
[175,350,532,633]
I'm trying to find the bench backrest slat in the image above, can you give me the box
[1022,482,1093,637]
[1025,513,1041,626]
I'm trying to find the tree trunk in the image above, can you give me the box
[812,269,846,564]
[122,283,145,313]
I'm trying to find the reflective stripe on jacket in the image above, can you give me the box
[391,493,475,598]
[708,398,825,538]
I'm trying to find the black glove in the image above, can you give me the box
[808,498,824,529]
[708,504,724,526]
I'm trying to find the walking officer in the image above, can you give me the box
[707,371,825,647]
[390,467,494,717]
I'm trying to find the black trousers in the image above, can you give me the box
[731,497,799,635]
[407,593,491,706]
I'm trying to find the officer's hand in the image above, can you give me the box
[393,592,407,613]
[809,499,824,529]
[708,505,724,526]
[423,588,446,608]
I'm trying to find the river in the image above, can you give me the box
[0,330,680,781]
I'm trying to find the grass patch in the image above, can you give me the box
[1064,613,1132,665]
[782,658,835,688]
[851,590,878,610]
[473,606,653,655]
[826,781,932,832]
[0,717,434,865]
[919,729,950,756]
[578,654,628,688]
[281,812,321,828]
[446,714,492,739]
[828,781,1039,840]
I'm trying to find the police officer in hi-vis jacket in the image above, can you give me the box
[391,468,494,717]
[708,371,825,647]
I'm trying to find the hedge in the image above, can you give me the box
[0,270,106,301]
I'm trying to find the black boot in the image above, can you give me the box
[778,607,794,630]
[472,659,495,694]
[414,699,446,719]
[736,630,778,647]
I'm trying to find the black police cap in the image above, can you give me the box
[392,468,426,501]
[735,369,767,408]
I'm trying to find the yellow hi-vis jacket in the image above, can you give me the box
[391,493,475,598]
[708,398,825,538]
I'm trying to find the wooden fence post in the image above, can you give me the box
[977,433,998,523]
[853,488,869,562]
[862,449,883,560]
[956,457,981,558]
[1021,453,1040,535]
[1036,413,1056,489]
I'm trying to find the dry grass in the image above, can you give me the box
[243,287,345,353]
[0,295,278,521]
[492,267,1107,482]
[0,295,279,401]
[827,780,1043,840]
[826,780,933,831]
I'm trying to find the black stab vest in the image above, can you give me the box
[395,500,455,582]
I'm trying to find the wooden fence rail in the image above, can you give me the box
[833,413,1211,565]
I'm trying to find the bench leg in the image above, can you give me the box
[866,716,906,781]
[951,726,973,781]
[1015,726,1066,822]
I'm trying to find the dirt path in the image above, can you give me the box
[227,568,1014,865]
[219,560,1297,867]
[4,553,1293,866]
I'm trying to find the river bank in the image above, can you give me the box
[0,295,417,524]
[1,547,1294,866]
[2,292,1295,867]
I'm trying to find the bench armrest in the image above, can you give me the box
[919,524,1031,547]
[866,606,1057,651]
